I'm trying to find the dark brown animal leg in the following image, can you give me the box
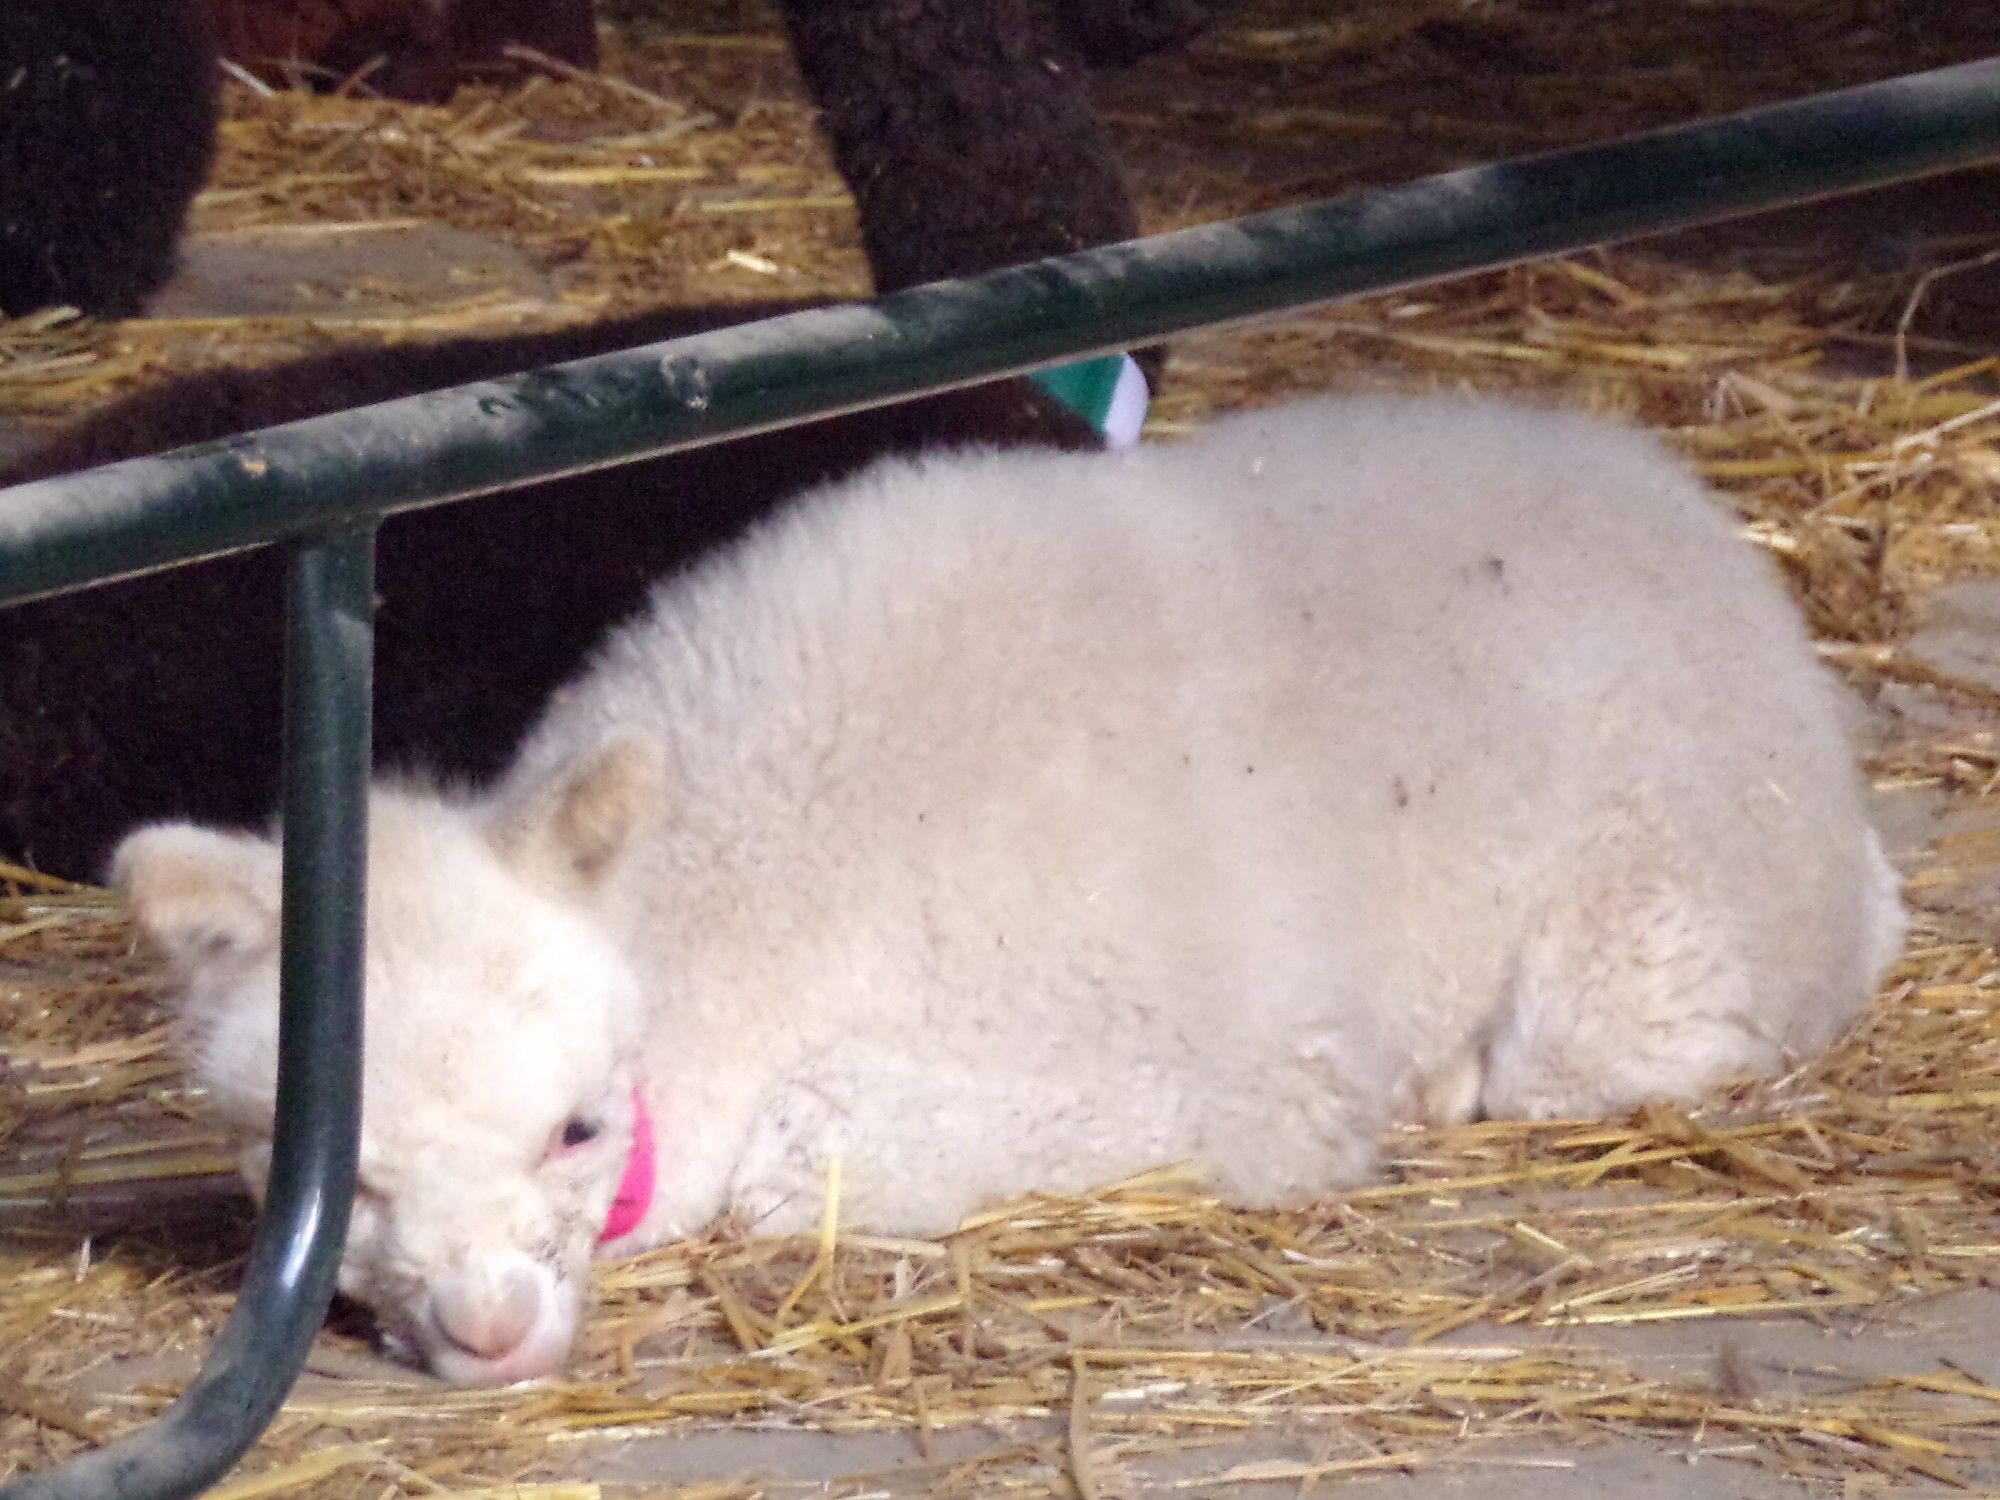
[775,0,1142,292]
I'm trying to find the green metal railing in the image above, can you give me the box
[3,55,2000,1500]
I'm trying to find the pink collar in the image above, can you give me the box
[599,1084,656,1245]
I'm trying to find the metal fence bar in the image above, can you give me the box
[4,56,2000,608]
[2,529,377,1500]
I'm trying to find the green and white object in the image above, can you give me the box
[1030,354,1150,448]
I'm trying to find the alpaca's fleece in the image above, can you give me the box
[119,396,1906,1384]
[0,0,218,318]
[1051,0,1231,67]
[777,0,1142,294]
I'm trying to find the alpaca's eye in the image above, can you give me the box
[542,1113,608,1164]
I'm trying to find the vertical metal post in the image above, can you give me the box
[3,526,376,1500]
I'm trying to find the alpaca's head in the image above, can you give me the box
[112,739,662,1385]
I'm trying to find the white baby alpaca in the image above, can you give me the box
[116,396,1905,1385]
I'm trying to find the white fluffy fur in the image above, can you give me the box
[115,395,1906,1384]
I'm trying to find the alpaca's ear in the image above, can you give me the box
[111,824,283,970]
[495,734,664,892]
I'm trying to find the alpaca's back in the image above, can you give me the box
[1153,401,1901,1115]
[508,395,1900,1207]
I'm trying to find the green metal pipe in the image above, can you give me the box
[2,529,375,1500]
[4,56,2000,608]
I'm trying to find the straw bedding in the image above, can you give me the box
[2,0,1999,1493]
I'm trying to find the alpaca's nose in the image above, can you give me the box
[430,1256,545,1362]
